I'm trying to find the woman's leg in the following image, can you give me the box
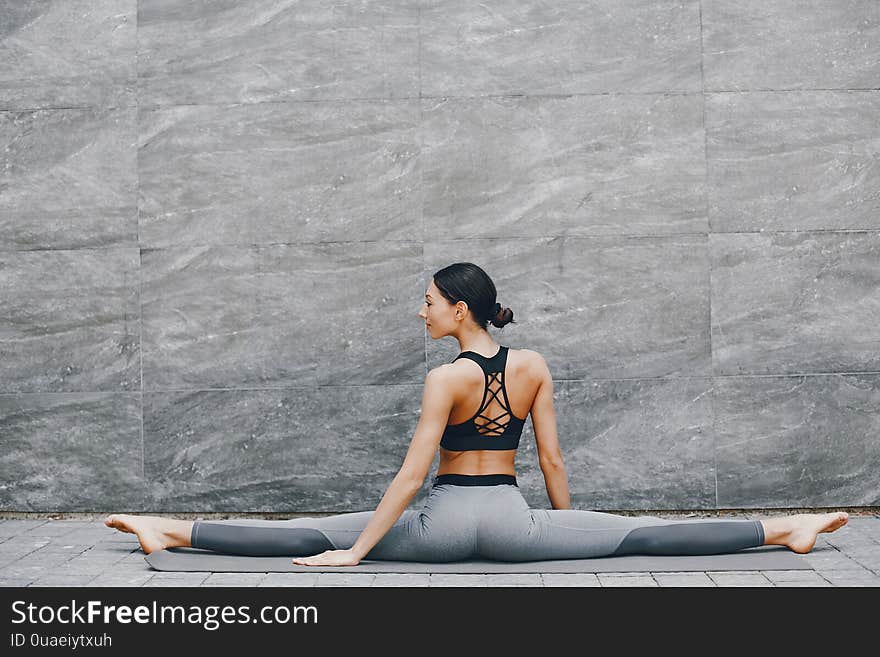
[474,486,849,561]
[107,511,428,558]
[192,484,482,560]
[107,484,479,561]
[608,515,764,556]
[192,494,477,561]
[535,509,849,558]
[189,512,441,558]
[190,516,340,557]
[478,503,758,561]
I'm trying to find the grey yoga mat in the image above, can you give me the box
[145,545,811,573]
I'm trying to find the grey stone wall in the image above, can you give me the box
[1,1,878,513]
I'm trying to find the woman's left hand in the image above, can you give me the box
[292,549,361,567]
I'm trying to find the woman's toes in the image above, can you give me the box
[818,512,849,535]
[104,514,135,534]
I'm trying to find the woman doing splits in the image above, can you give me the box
[106,263,849,566]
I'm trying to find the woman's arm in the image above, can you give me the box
[529,352,571,510]
[348,472,422,561]
[294,367,454,565]
[349,367,454,559]
[541,461,571,510]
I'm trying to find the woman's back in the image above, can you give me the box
[437,346,560,477]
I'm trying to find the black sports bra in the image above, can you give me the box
[440,345,526,451]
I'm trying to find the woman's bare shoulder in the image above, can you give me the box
[509,348,547,382]
[514,347,545,366]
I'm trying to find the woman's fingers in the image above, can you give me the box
[291,548,360,567]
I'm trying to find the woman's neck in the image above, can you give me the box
[456,332,499,356]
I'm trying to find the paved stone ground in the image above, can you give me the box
[1,515,878,587]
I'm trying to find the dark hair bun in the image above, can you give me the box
[490,302,515,329]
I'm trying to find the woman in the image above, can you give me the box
[106,262,849,566]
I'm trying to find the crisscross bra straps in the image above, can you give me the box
[439,345,526,451]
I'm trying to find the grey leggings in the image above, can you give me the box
[190,476,765,562]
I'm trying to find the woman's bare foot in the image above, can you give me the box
[104,514,192,555]
[761,511,849,554]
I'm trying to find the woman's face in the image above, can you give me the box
[418,279,466,338]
